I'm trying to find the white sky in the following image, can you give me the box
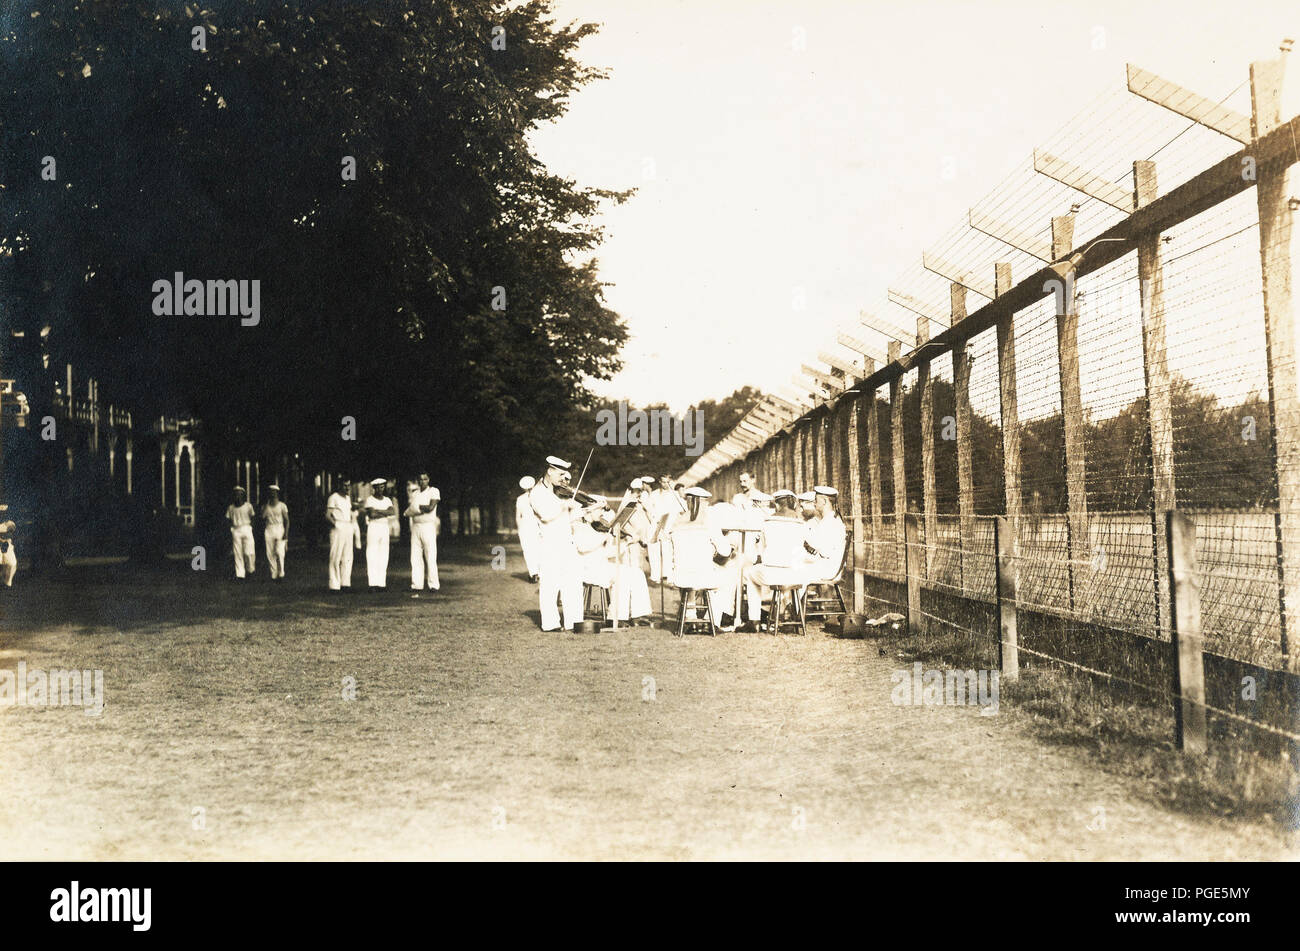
[529,0,1300,412]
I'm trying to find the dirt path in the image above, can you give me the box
[0,541,1292,860]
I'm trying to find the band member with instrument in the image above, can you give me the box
[668,487,734,629]
[740,489,806,629]
[529,455,596,632]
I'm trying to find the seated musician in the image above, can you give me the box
[610,492,654,624]
[668,487,734,628]
[797,490,817,521]
[575,497,653,626]
[740,490,806,629]
[795,486,847,587]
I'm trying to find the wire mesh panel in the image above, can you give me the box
[1191,510,1284,668]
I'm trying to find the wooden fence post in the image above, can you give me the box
[1167,510,1207,754]
[918,317,936,579]
[952,283,974,594]
[1135,159,1176,639]
[995,515,1019,681]
[846,393,866,613]
[890,341,907,579]
[906,514,923,635]
[1053,213,1090,612]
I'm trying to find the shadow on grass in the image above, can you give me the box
[0,538,503,642]
[880,622,1299,829]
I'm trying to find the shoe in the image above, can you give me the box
[411,593,420,599]
[736,621,759,633]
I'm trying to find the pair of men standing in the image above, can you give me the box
[225,485,290,581]
[324,473,439,593]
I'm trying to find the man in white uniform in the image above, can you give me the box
[668,488,735,628]
[528,455,589,632]
[795,486,847,586]
[515,475,542,582]
[225,486,256,580]
[363,478,396,590]
[261,484,290,581]
[326,476,359,592]
[406,471,441,596]
[0,519,17,588]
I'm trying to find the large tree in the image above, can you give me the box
[1,0,628,537]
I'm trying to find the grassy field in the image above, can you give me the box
[0,538,1294,860]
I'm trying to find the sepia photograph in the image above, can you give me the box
[0,0,1297,906]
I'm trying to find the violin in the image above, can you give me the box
[554,483,603,507]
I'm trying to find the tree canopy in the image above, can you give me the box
[1,0,629,503]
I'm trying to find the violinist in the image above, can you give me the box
[528,455,598,632]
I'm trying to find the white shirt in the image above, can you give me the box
[327,491,354,526]
[262,501,288,528]
[408,485,441,524]
[363,495,395,520]
[804,512,847,572]
[226,502,254,529]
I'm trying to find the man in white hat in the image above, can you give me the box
[528,456,589,631]
[668,487,734,628]
[515,475,541,582]
[740,488,807,628]
[796,486,847,585]
[797,490,817,521]
[225,486,256,580]
[0,518,17,588]
[326,475,359,591]
[405,471,441,596]
[362,478,396,590]
[261,484,290,581]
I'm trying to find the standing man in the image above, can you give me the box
[0,518,16,588]
[225,486,256,580]
[528,455,588,632]
[326,475,358,592]
[515,475,541,582]
[406,471,441,597]
[262,484,290,581]
[363,478,395,590]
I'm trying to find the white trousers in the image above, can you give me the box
[264,525,287,579]
[539,549,582,631]
[366,523,390,587]
[0,544,15,587]
[648,540,670,583]
[518,525,542,578]
[231,526,256,578]
[610,564,651,621]
[328,525,355,589]
[410,521,439,590]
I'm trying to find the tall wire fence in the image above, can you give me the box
[689,61,1300,751]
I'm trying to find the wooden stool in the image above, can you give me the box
[767,585,807,636]
[675,588,718,637]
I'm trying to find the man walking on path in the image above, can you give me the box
[226,486,256,580]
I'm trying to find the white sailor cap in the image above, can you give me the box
[772,489,795,500]
[685,487,711,499]
[640,475,656,484]
[370,478,387,487]
[629,477,643,490]
[797,491,816,502]
[233,485,246,492]
[750,490,773,502]
[814,485,838,497]
[545,456,572,470]
[268,483,280,491]
[519,476,536,490]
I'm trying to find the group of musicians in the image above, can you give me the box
[515,458,847,634]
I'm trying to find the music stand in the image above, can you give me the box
[606,504,641,629]
[649,513,673,624]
